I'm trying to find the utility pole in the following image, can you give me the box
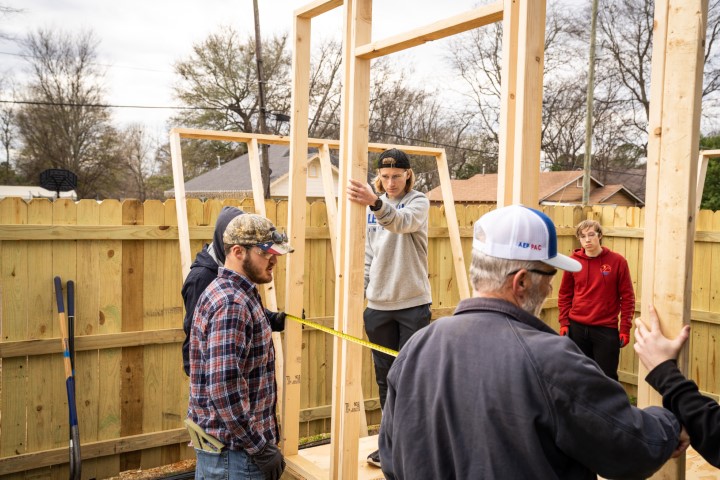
[582,0,600,206]
[253,0,271,198]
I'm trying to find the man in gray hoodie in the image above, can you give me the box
[347,148,432,468]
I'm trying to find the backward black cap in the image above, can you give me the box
[377,148,410,170]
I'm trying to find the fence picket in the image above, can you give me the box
[2,200,720,478]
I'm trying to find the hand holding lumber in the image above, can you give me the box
[346,178,378,206]
[633,304,690,371]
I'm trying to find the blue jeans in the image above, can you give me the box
[195,448,265,480]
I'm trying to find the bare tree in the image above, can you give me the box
[541,79,588,171]
[172,26,291,133]
[0,5,21,41]
[117,124,160,201]
[446,5,582,170]
[15,28,124,198]
[596,0,720,146]
[167,27,479,190]
[0,77,21,183]
[307,39,343,139]
[169,27,292,177]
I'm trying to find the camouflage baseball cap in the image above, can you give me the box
[223,213,293,255]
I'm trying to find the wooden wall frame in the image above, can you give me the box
[168,127,467,478]
[286,0,544,478]
[172,0,712,477]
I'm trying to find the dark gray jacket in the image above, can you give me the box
[379,297,681,479]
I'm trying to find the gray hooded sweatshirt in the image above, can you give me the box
[364,189,432,310]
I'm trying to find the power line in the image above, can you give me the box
[0,50,172,73]
[0,99,664,168]
[0,99,219,110]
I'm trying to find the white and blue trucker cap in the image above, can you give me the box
[472,205,581,272]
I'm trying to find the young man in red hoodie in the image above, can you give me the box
[558,219,635,380]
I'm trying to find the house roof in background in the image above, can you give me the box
[427,171,593,202]
[181,144,292,193]
[426,170,644,205]
[602,169,646,202]
[166,144,335,197]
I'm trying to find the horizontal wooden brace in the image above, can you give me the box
[0,428,189,475]
[355,1,504,59]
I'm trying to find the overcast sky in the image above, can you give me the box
[2,0,525,133]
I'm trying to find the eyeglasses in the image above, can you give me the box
[578,232,598,239]
[507,268,557,277]
[246,246,274,260]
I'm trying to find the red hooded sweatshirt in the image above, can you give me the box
[558,246,635,335]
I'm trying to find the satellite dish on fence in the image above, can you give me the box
[40,169,78,199]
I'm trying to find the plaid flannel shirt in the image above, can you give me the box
[187,267,277,455]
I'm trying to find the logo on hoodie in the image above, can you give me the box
[367,202,405,232]
[600,264,611,275]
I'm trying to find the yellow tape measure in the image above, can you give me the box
[286,314,398,357]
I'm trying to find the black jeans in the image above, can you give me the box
[568,320,620,381]
[364,304,432,408]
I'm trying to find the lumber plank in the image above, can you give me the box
[319,143,338,261]
[333,0,373,477]
[0,429,189,476]
[355,2,503,59]
[295,0,343,19]
[436,151,470,299]
[510,0,545,207]
[25,198,55,480]
[141,200,165,468]
[120,200,145,471]
[707,211,720,397]
[163,199,189,463]
[284,12,312,457]
[172,127,446,156]
[0,198,29,480]
[72,199,102,478]
[497,0,520,207]
[95,199,123,478]
[0,328,185,358]
[638,1,708,477]
[50,199,77,480]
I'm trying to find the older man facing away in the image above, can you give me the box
[379,205,688,480]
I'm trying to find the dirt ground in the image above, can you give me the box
[106,459,195,480]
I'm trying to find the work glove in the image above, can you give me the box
[559,325,569,337]
[270,311,286,332]
[270,309,305,332]
[619,332,630,348]
[251,443,285,480]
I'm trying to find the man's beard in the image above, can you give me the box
[520,278,549,317]
[242,254,273,284]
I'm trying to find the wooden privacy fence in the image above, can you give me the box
[1,198,719,478]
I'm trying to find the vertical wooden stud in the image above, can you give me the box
[639,0,709,478]
[284,12,313,457]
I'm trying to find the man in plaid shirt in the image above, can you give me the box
[188,213,293,480]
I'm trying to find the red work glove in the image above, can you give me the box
[619,332,630,348]
[559,325,569,336]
